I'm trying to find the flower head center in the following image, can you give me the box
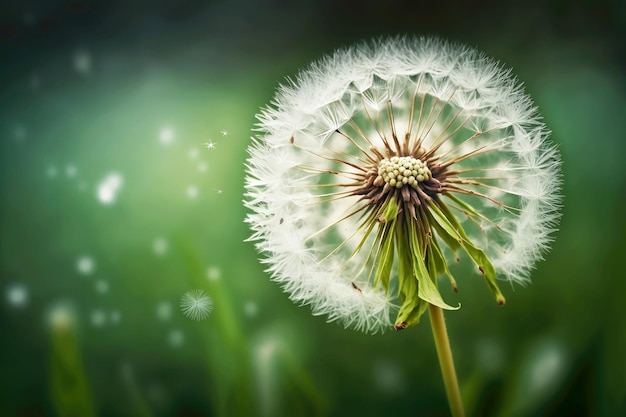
[377,156,431,189]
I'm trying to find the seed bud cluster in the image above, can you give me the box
[377,156,431,189]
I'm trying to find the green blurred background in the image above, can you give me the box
[1,1,625,416]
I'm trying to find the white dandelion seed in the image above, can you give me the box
[180,289,213,321]
[221,129,230,137]
[244,36,562,334]
[204,140,216,151]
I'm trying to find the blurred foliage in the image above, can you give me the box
[1,1,624,416]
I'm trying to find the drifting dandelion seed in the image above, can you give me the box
[220,129,230,137]
[180,289,213,321]
[244,36,562,334]
[6,283,29,308]
[215,188,223,195]
[76,256,95,276]
[204,140,216,151]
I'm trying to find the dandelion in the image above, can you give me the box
[180,289,213,321]
[204,140,216,151]
[221,129,230,137]
[245,37,561,416]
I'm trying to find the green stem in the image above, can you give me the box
[429,303,465,417]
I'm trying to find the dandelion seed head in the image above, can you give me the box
[245,36,562,333]
[180,289,213,321]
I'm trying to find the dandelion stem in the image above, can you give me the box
[428,303,465,417]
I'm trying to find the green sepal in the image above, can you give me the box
[429,237,458,292]
[373,223,394,293]
[393,224,427,329]
[409,224,460,311]
[428,202,506,305]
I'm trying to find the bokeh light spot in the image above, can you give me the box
[186,185,198,199]
[73,50,92,75]
[206,266,221,282]
[91,309,107,327]
[6,283,29,308]
[153,238,168,256]
[156,301,172,321]
[159,127,174,144]
[76,256,95,276]
[97,172,123,205]
[95,279,109,294]
[168,329,184,347]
